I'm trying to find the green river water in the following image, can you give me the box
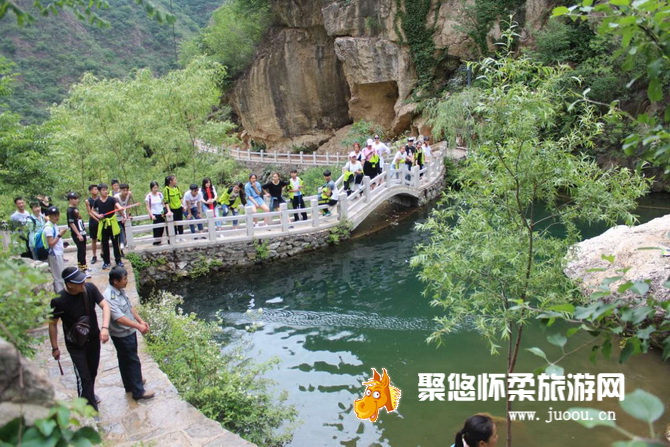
[170,193,670,447]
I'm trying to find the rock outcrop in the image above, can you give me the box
[0,337,55,426]
[565,214,670,302]
[230,0,556,150]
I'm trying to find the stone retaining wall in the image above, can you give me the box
[136,229,336,290]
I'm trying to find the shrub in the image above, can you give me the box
[141,292,297,446]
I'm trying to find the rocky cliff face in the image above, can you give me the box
[229,0,555,150]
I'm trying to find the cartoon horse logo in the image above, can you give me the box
[354,368,401,422]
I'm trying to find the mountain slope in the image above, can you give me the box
[0,0,222,123]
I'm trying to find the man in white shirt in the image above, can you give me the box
[182,184,204,236]
[44,206,67,292]
[371,135,391,171]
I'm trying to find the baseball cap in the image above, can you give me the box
[408,137,415,142]
[374,135,380,139]
[62,266,87,284]
[366,138,374,146]
[45,206,59,216]
[67,192,79,200]
[349,152,357,158]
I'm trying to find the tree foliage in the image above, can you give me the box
[47,57,238,196]
[553,0,670,171]
[413,23,648,447]
[180,0,273,84]
[0,0,173,27]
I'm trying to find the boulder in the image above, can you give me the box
[565,215,670,302]
[0,338,55,426]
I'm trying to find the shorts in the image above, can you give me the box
[89,220,99,239]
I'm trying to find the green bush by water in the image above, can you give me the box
[141,291,298,446]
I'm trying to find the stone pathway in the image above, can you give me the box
[33,254,255,447]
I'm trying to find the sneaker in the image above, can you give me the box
[133,390,155,400]
[116,262,124,267]
[91,256,97,265]
[85,268,92,273]
[102,263,111,270]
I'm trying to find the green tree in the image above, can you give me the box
[180,0,273,84]
[47,57,238,194]
[0,0,173,26]
[553,0,670,171]
[411,24,648,447]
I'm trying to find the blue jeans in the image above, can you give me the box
[220,204,239,226]
[111,332,145,399]
[188,206,204,234]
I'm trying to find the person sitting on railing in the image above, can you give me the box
[245,174,271,226]
[201,178,218,223]
[318,170,339,217]
[183,184,205,238]
[342,152,363,195]
[218,183,246,229]
[262,172,288,212]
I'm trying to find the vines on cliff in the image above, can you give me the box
[395,0,444,86]
[458,0,526,57]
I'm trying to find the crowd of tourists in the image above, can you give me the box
[8,135,433,292]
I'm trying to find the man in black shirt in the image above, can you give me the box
[49,267,111,411]
[92,183,124,270]
[405,137,416,168]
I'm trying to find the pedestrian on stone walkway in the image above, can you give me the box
[104,266,155,400]
[49,267,111,411]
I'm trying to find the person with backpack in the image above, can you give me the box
[27,202,45,258]
[43,206,68,293]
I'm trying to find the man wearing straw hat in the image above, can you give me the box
[49,266,111,411]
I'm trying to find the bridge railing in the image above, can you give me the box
[124,151,445,251]
[198,141,349,166]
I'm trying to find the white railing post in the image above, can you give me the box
[166,214,176,245]
[261,151,264,162]
[236,147,240,159]
[326,152,330,165]
[247,149,251,161]
[288,152,292,163]
[312,152,317,165]
[124,219,134,250]
[206,209,216,241]
[412,165,420,188]
[274,151,278,162]
[338,192,348,221]
[245,205,255,237]
[300,151,304,164]
[280,203,290,232]
[425,162,431,182]
[385,163,392,188]
[363,176,371,203]
[310,198,320,227]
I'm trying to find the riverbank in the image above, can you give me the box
[32,257,255,447]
